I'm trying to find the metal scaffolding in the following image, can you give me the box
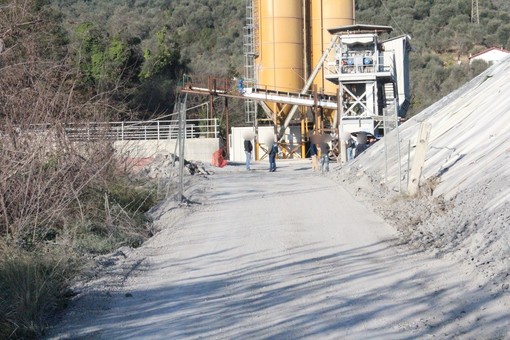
[243,0,258,123]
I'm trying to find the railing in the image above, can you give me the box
[324,51,395,78]
[111,119,218,141]
[25,118,219,141]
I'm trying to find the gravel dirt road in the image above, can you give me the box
[48,160,509,339]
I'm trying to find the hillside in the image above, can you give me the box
[335,56,510,291]
[50,0,510,117]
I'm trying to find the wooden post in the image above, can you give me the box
[313,84,318,134]
[224,97,230,160]
[209,77,214,122]
[340,136,347,164]
[408,122,432,196]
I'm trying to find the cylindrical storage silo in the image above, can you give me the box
[256,0,304,117]
[310,0,355,95]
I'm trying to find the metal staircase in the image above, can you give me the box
[383,82,397,121]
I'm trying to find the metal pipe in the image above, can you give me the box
[279,36,339,139]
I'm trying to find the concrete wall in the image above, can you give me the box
[114,138,220,163]
[230,126,303,161]
[230,127,256,163]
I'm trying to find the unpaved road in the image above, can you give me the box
[49,160,509,339]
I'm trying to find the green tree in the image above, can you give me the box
[74,22,139,94]
[139,27,186,80]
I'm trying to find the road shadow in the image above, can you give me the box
[47,241,509,339]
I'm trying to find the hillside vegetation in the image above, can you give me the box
[51,0,510,117]
[356,0,510,113]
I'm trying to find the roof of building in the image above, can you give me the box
[469,47,510,59]
[381,34,411,43]
[328,24,393,35]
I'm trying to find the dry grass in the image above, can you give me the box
[0,246,78,339]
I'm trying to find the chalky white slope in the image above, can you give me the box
[340,56,510,293]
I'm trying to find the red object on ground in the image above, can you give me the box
[122,157,154,173]
[211,149,227,168]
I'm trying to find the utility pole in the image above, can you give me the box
[177,92,188,203]
[224,97,230,160]
[471,0,479,25]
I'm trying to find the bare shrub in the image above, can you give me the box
[0,1,159,336]
[0,0,154,247]
[0,129,113,245]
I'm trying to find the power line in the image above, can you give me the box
[379,0,407,36]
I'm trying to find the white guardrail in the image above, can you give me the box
[27,119,220,141]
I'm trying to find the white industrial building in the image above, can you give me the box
[469,47,510,65]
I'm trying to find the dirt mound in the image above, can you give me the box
[334,57,510,292]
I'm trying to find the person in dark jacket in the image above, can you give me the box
[354,132,368,158]
[268,143,278,172]
[244,139,253,170]
[367,135,377,147]
[310,142,319,171]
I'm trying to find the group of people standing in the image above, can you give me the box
[245,138,331,173]
[244,139,278,172]
[243,132,373,173]
[309,142,330,173]
[346,131,377,161]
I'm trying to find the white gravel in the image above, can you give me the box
[47,158,509,339]
[334,57,510,295]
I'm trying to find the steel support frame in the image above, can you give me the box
[339,81,377,118]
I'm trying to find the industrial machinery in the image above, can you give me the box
[243,0,410,160]
[248,0,357,145]
[182,0,411,162]
[324,25,411,139]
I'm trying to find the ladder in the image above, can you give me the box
[244,0,257,123]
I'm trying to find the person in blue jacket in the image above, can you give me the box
[354,132,368,158]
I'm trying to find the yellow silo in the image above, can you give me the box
[310,0,355,95]
[256,0,304,117]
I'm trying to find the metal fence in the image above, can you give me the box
[25,118,219,141]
